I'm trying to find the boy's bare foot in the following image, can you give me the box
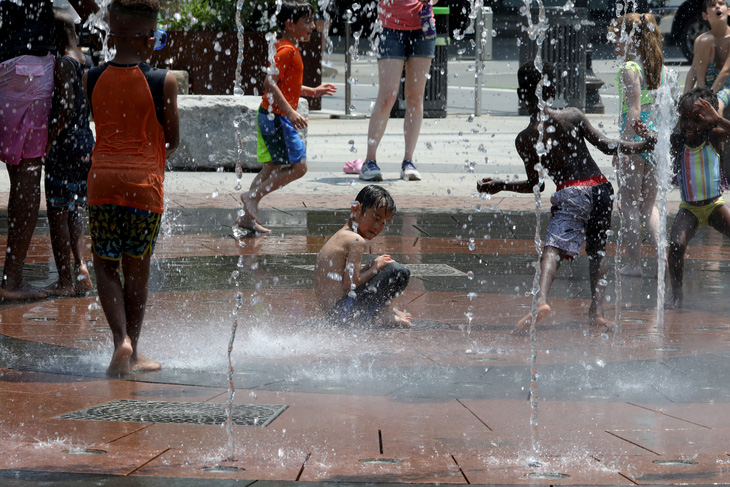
[588,314,611,334]
[665,295,682,309]
[107,337,133,377]
[619,264,643,278]
[235,214,271,235]
[372,308,412,328]
[44,281,76,297]
[512,303,551,336]
[74,264,93,294]
[130,353,162,373]
[0,283,47,301]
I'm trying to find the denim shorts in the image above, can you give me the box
[377,27,436,60]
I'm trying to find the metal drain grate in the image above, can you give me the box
[57,399,287,426]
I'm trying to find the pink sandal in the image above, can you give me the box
[343,159,364,174]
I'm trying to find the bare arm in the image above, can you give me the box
[301,83,337,98]
[620,66,642,140]
[162,71,179,157]
[477,138,545,195]
[579,110,654,155]
[46,58,76,157]
[712,54,730,94]
[686,35,714,93]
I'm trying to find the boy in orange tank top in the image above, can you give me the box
[236,0,336,235]
[83,0,179,377]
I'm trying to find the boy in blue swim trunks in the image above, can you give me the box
[314,185,412,328]
[478,62,655,335]
[236,0,336,235]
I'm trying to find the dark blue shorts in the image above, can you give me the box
[45,172,88,212]
[256,106,306,165]
[377,27,436,60]
[88,204,162,260]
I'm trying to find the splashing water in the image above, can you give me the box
[611,0,640,344]
[520,0,551,459]
[87,0,112,61]
[652,70,680,330]
[233,0,245,96]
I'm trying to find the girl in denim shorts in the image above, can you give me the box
[359,0,437,183]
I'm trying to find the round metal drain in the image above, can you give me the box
[201,465,246,473]
[651,346,683,352]
[527,472,570,479]
[359,458,402,465]
[63,448,107,455]
[653,459,697,466]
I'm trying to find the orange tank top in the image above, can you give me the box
[87,63,167,214]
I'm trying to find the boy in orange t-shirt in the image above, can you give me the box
[236,0,336,235]
[83,0,179,377]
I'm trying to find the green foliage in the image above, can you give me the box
[162,0,316,32]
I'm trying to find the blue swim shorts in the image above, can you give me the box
[256,106,306,165]
[377,27,436,60]
[88,204,162,260]
[45,173,88,212]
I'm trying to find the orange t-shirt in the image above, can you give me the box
[87,64,167,214]
[260,39,303,116]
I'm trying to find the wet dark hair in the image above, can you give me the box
[678,86,718,113]
[355,185,396,215]
[53,7,76,55]
[702,0,723,12]
[276,0,314,32]
[109,0,160,23]
[517,61,557,114]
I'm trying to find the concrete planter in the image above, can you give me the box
[168,95,309,171]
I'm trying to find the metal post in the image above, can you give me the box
[330,9,366,119]
[474,6,483,116]
[344,9,352,115]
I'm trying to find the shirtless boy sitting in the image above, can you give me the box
[478,61,655,335]
[314,185,412,327]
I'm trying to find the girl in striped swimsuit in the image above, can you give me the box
[667,87,730,309]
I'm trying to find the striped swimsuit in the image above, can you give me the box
[676,138,726,226]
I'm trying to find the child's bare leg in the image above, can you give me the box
[238,161,308,233]
[617,154,646,277]
[93,253,132,376]
[666,209,698,310]
[68,208,92,293]
[45,206,76,296]
[588,250,609,329]
[514,246,562,334]
[0,158,45,300]
[121,254,160,372]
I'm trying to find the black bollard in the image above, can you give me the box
[584,45,605,114]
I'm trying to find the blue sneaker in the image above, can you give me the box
[400,160,421,181]
[359,160,383,181]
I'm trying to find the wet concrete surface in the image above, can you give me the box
[2,202,730,485]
